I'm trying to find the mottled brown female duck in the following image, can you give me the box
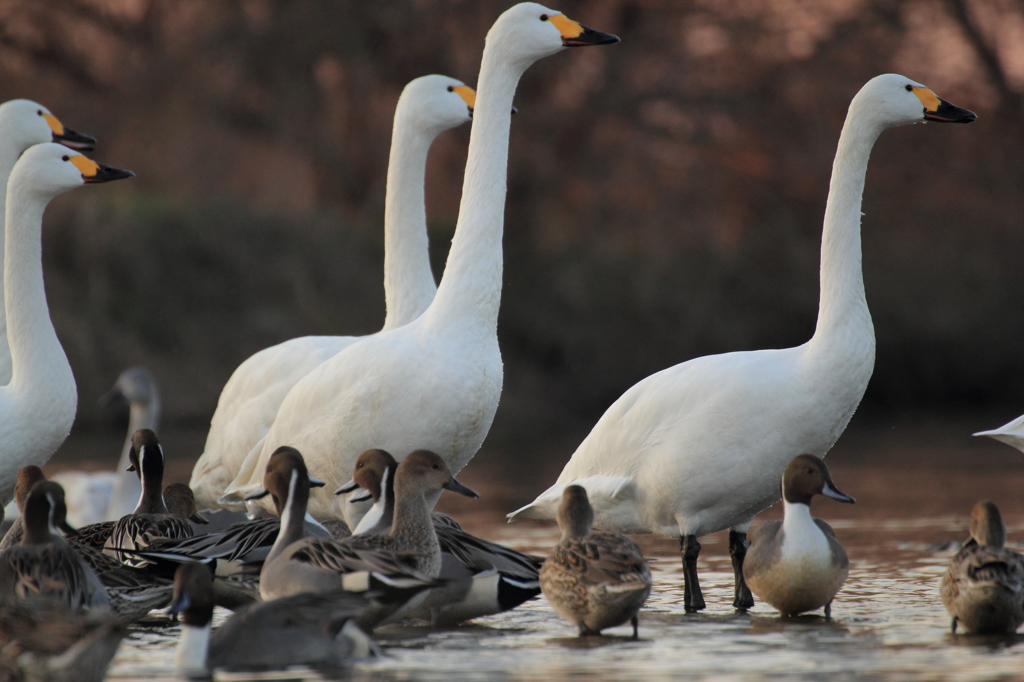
[941,501,1024,634]
[540,485,651,637]
[743,454,854,617]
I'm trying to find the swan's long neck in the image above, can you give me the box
[421,44,524,334]
[4,178,73,392]
[808,114,881,350]
[0,137,22,385]
[381,115,437,331]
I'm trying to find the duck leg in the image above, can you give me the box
[680,534,705,612]
[824,601,832,619]
[951,616,958,634]
[631,614,639,640]
[729,529,754,610]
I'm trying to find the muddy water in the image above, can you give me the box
[45,418,1024,681]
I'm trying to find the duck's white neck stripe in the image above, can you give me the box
[175,623,210,676]
[279,469,299,535]
[781,500,829,560]
[354,466,391,535]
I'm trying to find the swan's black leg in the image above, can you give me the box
[680,534,706,612]
[729,529,754,610]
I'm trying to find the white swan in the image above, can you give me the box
[51,366,161,526]
[221,3,619,523]
[188,75,477,511]
[0,143,133,504]
[0,100,94,387]
[974,414,1024,452]
[509,74,976,612]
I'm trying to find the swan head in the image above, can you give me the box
[398,75,475,137]
[100,365,159,409]
[11,143,133,200]
[487,3,619,69]
[0,99,95,152]
[851,74,976,131]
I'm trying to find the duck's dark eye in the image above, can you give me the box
[807,469,813,475]
[447,85,454,92]
[61,155,69,161]
[905,84,913,92]
[432,464,440,470]
[540,14,548,21]
[37,110,43,116]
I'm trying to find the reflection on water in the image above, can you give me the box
[46,419,1024,681]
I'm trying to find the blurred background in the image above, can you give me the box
[0,0,1021,482]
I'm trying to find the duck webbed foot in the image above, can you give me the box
[729,529,754,610]
[680,534,706,612]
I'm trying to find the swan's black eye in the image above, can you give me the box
[905,84,913,92]
[540,14,548,21]
[61,155,69,161]
[447,85,454,92]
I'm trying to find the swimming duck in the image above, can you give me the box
[248,447,439,623]
[221,5,619,524]
[743,455,854,617]
[0,481,109,610]
[0,596,126,682]
[540,485,651,637]
[190,74,478,512]
[337,448,542,624]
[168,562,379,676]
[941,501,1024,634]
[509,75,975,612]
[104,429,193,565]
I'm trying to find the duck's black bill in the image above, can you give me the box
[925,99,977,123]
[563,26,620,47]
[244,486,270,501]
[335,479,359,495]
[84,164,134,183]
[308,476,326,489]
[444,477,479,499]
[54,127,96,151]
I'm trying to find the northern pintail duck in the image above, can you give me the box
[0,481,109,610]
[163,483,209,526]
[251,448,441,628]
[743,455,854,617]
[168,563,379,676]
[941,501,1024,634]
[0,465,61,551]
[540,485,651,637]
[0,596,127,682]
[337,448,542,625]
[104,429,194,565]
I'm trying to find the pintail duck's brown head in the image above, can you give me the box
[335,448,398,502]
[557,484,595,539]
[14,465,46,512]
[245,446,325,515]
[970,501,1006,548]
[163,483,209,524]
[394,450,478,501]
[168,562,215,627]
[22,480,74,544]
[782,455,855,506]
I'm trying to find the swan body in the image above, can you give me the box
[0,144,131,504]
[510,75,976,610]
[974,414,1024,453]
[0,100,94,387]
[222,3,619,523]
[189,76,476,511]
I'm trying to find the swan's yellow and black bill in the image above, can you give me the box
[43,112,96,151]
[70,155,134,183]
[549,13,619,47]
[911,87,977,123]
[452,85,476,111]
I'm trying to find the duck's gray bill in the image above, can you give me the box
[335,479,358,495]
[445,476,479,499]
[822,480,855,504]
[244,486,270,501]
[349,490,372,503]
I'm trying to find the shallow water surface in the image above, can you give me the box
[50,420,1024,681]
